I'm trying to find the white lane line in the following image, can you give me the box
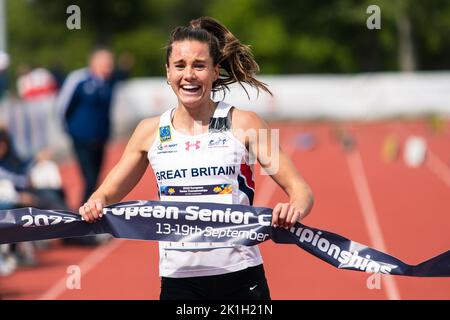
[346,150,401,300]
[426,150,450,188]
[38,239,123,300]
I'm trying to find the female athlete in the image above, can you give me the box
[79,16,314,300]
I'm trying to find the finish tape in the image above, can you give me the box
[1,200,448,277]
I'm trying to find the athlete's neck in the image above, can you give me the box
[173,100,217,135]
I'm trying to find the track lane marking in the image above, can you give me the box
[38,239,123,300]
[346,149,401,300]
[426,150,450,188]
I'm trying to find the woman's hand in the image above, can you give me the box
[79,198,104,223]
[272,202,302,229]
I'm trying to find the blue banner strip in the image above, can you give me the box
[0,200,448,277]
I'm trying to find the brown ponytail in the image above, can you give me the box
[166,16,272,98]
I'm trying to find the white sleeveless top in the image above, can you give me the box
[148,101,263,278]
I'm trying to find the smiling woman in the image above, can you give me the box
[78,16,314,300]
[166,38,219,114]
[166,17,271,97]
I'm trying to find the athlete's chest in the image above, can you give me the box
[150,131,245,169]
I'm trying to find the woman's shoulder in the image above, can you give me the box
[136,115,161,132]
[130,116,161,152]
[230,107,268,131]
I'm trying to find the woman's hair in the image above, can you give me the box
[166,16,272,98]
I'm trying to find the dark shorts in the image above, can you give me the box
[160,264,271,300]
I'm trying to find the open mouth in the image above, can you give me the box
[180,84,201,94]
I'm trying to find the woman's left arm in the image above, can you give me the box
[268,145,314,228]
[233,109,314,228]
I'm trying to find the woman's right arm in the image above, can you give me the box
[80,117,159,222]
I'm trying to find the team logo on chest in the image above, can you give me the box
[208,136,229,148]
[159,126,172,143]
[185,140,201,151]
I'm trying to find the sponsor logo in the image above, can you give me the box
[157,143,178,154]
[159,126,172,143]
[208,137,228,148]
[213,184,232,194]
[160,186,178,196]
[185,140,201,151]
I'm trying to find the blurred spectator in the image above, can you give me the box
[0,125,36,209]
[56,47,131,205]
[7,65,59,160]
[0,125,69,273]
[55,47,130,246]
[49,63,66,91]
[0,51,9,100]
[16,66,58,101]
[0,126,68,210]
[0,243,17,276]
[115,52,135,80]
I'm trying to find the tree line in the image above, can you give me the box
[6,0,450,80]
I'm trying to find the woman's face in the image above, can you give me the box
[166,40,219,109]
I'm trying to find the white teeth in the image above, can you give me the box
[182,85,200,89]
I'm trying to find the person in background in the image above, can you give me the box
[0,125,68,272]
[56,48,131,206]
[0,51,9,100]
[56,47,131,245]
[13,65,58,160]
